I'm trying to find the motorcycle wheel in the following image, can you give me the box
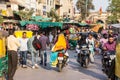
[58,63,62,72]
[84,57,89,68]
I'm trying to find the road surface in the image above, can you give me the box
[3,50,108,80]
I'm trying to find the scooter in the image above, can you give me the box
[57,50,68,72]
[102,51,116,79]
[77,44,90,68]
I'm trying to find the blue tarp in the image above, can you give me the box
[50,52,58,65]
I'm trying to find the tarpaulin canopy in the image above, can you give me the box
[111,24,120,28]
[31,16,52,22]
[78,23,90,27]
[19,21,63,29]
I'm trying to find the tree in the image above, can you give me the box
[76,0,94,20]
[0,15,4,24]
[107,0,120,24]
[47,8,61,22]
[15,9,34,20]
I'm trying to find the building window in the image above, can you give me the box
[43,6,46,9]
[43,11,46,15]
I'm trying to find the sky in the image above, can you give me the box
[74,0,109,12]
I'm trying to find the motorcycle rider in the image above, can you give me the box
[103,36,116,80]
[103,36,116,52]
[77,34,87,62]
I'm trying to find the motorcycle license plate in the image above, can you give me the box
[110,55,116,60]
[58,57,63,60]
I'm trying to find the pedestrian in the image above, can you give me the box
[39,32,49,66]
[19,32,28,68]
[49,32,53,50]
[7,29,20,80]
[86,33,95,63]
[27,31,39,69]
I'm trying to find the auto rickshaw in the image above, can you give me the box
[0,31,8,79]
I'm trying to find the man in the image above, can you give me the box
[19,32,28,68]
[39,32,49,66]
[27,32,39,69]
[49,32,53,50]
[100,34,108,48]
[103,36,116,52]
[7,29,20,80]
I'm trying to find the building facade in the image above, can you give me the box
[59,0,74,18]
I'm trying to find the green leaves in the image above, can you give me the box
[16,9,34,20]
[107,0,120,24]
[47,8,61,22]
[0,15,4,24]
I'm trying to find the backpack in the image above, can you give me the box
[32,36,42,50]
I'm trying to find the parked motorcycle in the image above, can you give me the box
[57,50,68,72]
[102,51,116,79]
[77,44,90,68]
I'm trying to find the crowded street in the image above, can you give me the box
[14,50,107,80]
[0,0,120,80]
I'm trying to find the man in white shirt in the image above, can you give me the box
[49,32,53,49]
[7,29,20,80]
[19,32,29,68]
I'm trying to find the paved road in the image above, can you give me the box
[13,50,107,80]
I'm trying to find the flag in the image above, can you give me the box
[99,7,102,15]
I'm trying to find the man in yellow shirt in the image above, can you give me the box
[7,29,20,80]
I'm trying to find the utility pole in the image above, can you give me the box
[85,0,88,20]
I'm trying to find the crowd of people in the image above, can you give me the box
[1,24,119,80]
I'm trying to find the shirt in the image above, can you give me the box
[7,35,20,51]
[100,38,108,47]
[104,41,116,51]
[39,35,49,50]
[19,38,28,51]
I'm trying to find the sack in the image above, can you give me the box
[32,36,42,50]
[90,53,94,63]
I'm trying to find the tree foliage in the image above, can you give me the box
[76,0,94,20]
[107,0,120,24]
[16,9,34,20]
[0,15,4,24]
[47,8,61,22]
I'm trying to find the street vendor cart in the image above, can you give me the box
[0,31,8,80]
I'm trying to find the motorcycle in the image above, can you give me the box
[77,44,90,68]
[102,51,116,79]
[57,50,68,72]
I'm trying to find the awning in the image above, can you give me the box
[31,16,52,22]
[19,21,63,29]
[78,23,90,27]
[111,24,120,28]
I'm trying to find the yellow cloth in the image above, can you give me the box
[115,43,120,78]
[52,34,66,52]
[91,24,101,32]
[0,37,6,58]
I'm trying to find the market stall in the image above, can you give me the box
[0,30,8,79]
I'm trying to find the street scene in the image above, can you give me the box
[14,50,107,80]
[0,0,120,80]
